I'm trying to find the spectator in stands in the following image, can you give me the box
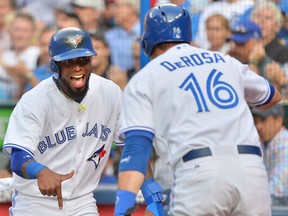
[0,0,16,55]
[250,1,288,65]
[194,0,254,49]
[252,104,288,206]
[54,7,82,29]
[205,13,231,54]
[0,12,40,99]
[71,0,106,34]
[15,0,71,28]
[104,0,140,72]
[228,21,286,92]
[25,27,56,91]
[126,36,140,80]
[90,31,127,90]
[277,0,288,47]
[102,0,117,30]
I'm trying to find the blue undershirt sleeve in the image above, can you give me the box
[118,130,154,176]
[11,148,34,178]
[11,148,47,179]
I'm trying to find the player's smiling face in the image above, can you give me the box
[57,56,92,100]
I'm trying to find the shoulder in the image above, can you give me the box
[21,77,56,102]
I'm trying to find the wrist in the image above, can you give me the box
[146,202,164,216]
[141,178,163,205]
[114,190,136,215]
[25,162,47,179]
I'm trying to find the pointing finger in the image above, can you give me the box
[56,170,75,209]
[57,183,63,210]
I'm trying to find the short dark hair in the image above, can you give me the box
[89,31,108,47]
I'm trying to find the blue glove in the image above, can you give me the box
[114,190,136,216]
[141,178,164,216]
[146,202,164,216]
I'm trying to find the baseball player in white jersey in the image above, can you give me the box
[2,27,123,216]
[114,3,282,216]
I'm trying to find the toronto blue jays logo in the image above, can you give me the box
[87,145,107,170]
[66,34,82,48]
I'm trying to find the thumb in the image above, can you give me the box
[61,170,75,182]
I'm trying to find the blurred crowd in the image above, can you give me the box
[0,0,288,207]
[0,0,288,100]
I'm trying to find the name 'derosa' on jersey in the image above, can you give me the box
[160,52,226,72]
[37,122,112,154]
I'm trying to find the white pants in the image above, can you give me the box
[170,146,271,216]
[9,191,99,216]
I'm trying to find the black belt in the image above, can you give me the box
[182,145,262,162]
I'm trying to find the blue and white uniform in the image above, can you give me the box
[3,73,123,216]
[120,43,273,215]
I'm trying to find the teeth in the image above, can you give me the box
[72,75,83,79]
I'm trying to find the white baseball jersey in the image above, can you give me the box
[120,43,273,215]
[3,73,123,202]
[120,43,272,168]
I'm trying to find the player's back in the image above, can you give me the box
[127,43,270,166]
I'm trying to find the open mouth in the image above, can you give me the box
[71,74,85,89]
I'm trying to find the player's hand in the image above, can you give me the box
[145,209,155,216]
[37,169,74,209]
[141,178,164,216]
[145,202,164,216]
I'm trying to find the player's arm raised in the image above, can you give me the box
[10,148,74,209]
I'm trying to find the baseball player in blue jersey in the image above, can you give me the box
[114,3,282,216]
[2,27,123,216]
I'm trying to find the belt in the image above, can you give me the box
[182,145,262,162]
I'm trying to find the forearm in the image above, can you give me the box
[118,170,145,194]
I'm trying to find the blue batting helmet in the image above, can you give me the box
[141,3,192,56]
[49,27,96,77]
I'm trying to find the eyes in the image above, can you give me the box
[60,57,91,67]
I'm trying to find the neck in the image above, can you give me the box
[53,76,87,110]
[210,44,222,51]
[262,34,276,46]
[151,42,180,59]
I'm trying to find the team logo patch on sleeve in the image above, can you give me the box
[87,145,107,170]
[66,34,82,48]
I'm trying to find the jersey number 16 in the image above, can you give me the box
[179,69,239,112]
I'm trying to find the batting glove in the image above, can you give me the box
[141,178,164,216]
